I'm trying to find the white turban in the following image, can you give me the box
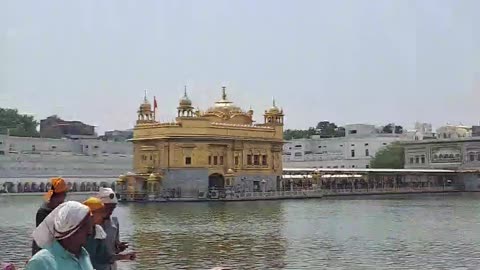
[97,187,118,204]
[33,201,90,248]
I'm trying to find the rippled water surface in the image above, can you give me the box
[1,193,480,269]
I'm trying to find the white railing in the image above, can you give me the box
[321,186,456,195]
[118,186,459,202]
[222,190,324,200]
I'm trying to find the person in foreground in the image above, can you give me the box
[32,177,68,255]
[83,197,108,268]
[95,187,135,270]
[26,201,94,270]
[1,263,15,270]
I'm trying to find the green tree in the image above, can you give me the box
[0,108,39,137]
[316,121,336,137]
[283,127,317,140]
[370,143,405,169]
[382,123,403,134]
[315,121,345,138]
[335,127,346,137]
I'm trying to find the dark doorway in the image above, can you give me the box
[253,180,260,192]
[209,173,225,189]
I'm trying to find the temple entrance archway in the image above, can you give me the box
[72,182,78,192]
[39,182,46,192]
[2,182,14,193]
[208,173,225,189]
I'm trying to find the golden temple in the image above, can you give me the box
[117,86,284,200]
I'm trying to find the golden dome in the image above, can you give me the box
[178,87,193,108]
[268,106,280,114]
[139,92,152,111]
[266,98,281,114]
[206,86,243,113]
[140,102,151,110]
[179,97,192,106]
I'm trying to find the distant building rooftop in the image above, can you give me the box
[401,137,480,145]
[472,126,480,137]
[40,115,95,139]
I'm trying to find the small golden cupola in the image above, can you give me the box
[247,106,254,121]
[137,91,155,124]
[177,86,194,117]
[263,97,284,125]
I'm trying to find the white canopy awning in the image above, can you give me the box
[321,174,363,178]
[282,175,313,179]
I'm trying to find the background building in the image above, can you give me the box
[40,115,96,139]
[404,122,435,141]
[0,134,132,178]
[101,129,134,142]
[283,124,409,169]
[471,126,480,137]
[402,138,480,190]
[403,138,480,170]
[435,125,472,139]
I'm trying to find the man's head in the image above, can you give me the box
[32,201,93,254]
[62,211,93,249]
[83,197,106,225]
[50,191,67,208]
[53,201,93,254]
[45,177,68,208]
[97,187,118,219]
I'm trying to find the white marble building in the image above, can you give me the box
[0,135,133,192]
[402,137,480,190]
[436,125,472,139]
[283,124,409,169]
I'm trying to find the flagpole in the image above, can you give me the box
[153,96,157,121]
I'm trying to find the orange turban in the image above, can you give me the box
[44,177,68,201]
[83,197,104,212]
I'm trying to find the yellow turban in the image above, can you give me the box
[83,197,104,212]
[44,177,68,201]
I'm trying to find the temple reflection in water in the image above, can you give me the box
[128,202,287,269]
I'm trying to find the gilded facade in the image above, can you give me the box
[118,86,284,199]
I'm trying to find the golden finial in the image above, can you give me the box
[184,85,188,98]
[272,97,276,107]
[222,86,227,100]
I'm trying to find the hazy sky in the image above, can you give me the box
[1,0,479,133]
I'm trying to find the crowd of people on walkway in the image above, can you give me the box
[1,177,136,270]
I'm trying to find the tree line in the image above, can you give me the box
[0,108,40,137]
[283,121,403,140]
